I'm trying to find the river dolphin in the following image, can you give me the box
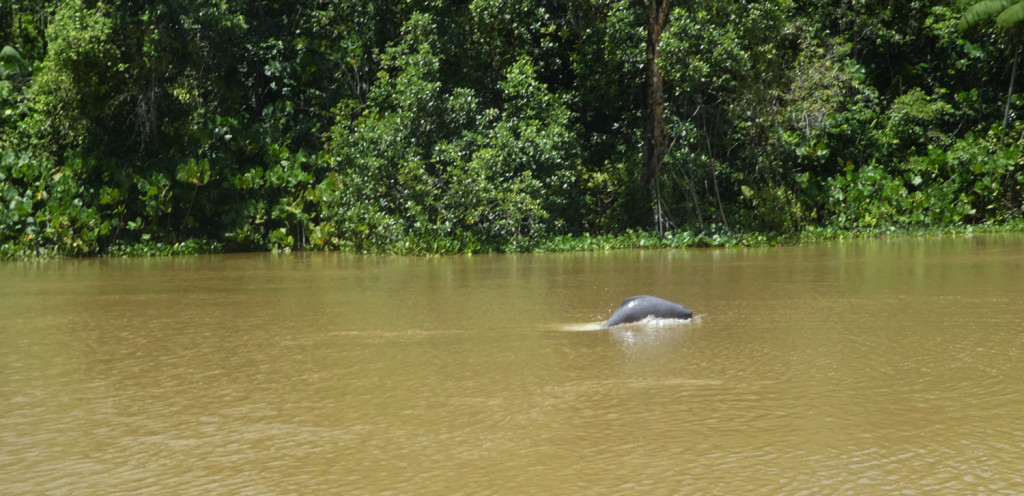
[603,295,693,328]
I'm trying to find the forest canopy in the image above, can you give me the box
[1,0,1023,257]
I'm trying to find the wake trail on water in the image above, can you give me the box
[559,322,607,332]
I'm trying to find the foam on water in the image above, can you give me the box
[558,314,701,332]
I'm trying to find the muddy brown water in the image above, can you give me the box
[2,234,1024,494]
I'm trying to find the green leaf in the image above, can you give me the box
[0,45,29,79]
[996,2,1024,28]
[175,159,211,186]
[99,187,121,205]
[960,0,1013,30]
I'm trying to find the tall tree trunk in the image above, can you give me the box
[1004,45,1019,131]
[641,0,670,232]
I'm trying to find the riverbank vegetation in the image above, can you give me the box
[2,1,1023,258]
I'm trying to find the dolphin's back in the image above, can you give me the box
[603,295,693,327]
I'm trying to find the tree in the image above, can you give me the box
[960,0,1024,129]
[641,0,670,232]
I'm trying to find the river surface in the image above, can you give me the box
[2,234,1024,494]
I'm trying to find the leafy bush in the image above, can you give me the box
[825,129,1023,229]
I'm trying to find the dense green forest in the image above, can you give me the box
[2,0,1023,257]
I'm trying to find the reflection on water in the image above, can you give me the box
[2,234,1024,494]
[607,318,699,354]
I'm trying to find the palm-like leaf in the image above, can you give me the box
[996,2,1024,28]
[0,45,29,79]
[960,0,1012,30]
